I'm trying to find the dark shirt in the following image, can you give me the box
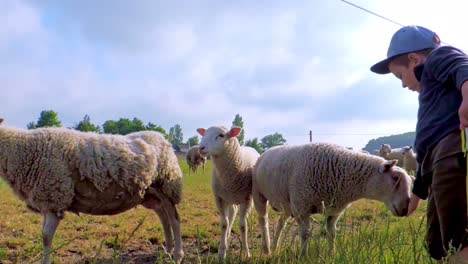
[412,46,468,199]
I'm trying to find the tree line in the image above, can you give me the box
[26,111,287,153]
[362,132,416,153]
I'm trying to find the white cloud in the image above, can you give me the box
[4,0,463,151]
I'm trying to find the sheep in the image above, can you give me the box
[252,142,413,256]
[378,143,405,165]
[0,118,184,264]
[401,146,417,174]
[196,125,260,260]
[185,145,207,175]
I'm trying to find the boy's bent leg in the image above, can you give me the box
[431,152,468,258]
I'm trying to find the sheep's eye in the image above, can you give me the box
[218,134,225,138]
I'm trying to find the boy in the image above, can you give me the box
[371,25,468,262]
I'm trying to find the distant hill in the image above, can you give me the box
[363,132,415,153]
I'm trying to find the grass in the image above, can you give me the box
[0,158,438,263]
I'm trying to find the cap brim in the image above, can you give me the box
[370,58,392,74]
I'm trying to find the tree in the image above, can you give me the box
[116,118,135,135]
[102,117,149,135]
[132,118,146,132]
[26,122,36,129]
[103,120,119,134]
[73,115,100,132]
[261,132,287,150]
[187,135,199,147]
[169,124,184,145]
[232,114,245,145]
[28,110,62,129]
[146,122,167,137]
[245,137,263,153]
[363,132,415,153]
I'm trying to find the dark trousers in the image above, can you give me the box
[422,130,468,260]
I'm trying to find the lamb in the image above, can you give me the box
[185,145,207,175]
[252,142,413,256]
[0,118,184,264]
[378,143,405,165]
[401,146,417,174]
[196,126,260,260]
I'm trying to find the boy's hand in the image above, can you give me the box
[407,193,420,216]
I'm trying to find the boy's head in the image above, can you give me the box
[371,25,440,92]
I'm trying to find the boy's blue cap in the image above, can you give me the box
[370,25,441,74]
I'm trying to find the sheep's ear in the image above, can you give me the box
[379,159,398,173]
[227,126,242,138]
[196,128,206,136]
[0,118,3,125]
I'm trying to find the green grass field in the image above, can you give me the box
[0,159,438,263]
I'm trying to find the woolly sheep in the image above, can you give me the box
[185,145,206,175]
[197,126,260,260]
[253,142,413,256]
[401,146,417,174]
[0,119,184,264]
[378,143,405,165]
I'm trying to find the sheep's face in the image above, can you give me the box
[377,160,412,217]
[197,126,241,157]
[401,146,414,156]
[379,144,392,155]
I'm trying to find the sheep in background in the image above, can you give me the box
[401,146,417,174]
[378,143,405,165]
[253,143,413,256]
[197,126,260,260]
[185,145,207,175]
[0,119,184,264]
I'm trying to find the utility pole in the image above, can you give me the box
[309,130,312,143]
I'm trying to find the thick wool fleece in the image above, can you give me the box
[0,127,182,217]
[254,143,392,216]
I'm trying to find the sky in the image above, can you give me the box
[2,0,468,150]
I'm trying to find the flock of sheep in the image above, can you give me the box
[0,118,416,263]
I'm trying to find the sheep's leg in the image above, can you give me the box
[215,197,229,261]
[161,201,184,263]
[272,214,290,252]
[42,212,60,264]
[155,207,174,254]
[239,201,252,259]
[297,215,311,257]
[253,190,271,255]
[227,204,238,240]
[326,214,341,253]
[142,196,175,255]
[148,191,184,263]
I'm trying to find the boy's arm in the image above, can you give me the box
[408,166,426,216]
[459,81,468,128]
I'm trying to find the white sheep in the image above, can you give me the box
[196,126,260,260]
[378,143,405,165]
[401,146,417,174]
[0,118,184,264]
[185,145,207,175]
[252,142,413,256]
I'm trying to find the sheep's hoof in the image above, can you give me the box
[173,250,184,264]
